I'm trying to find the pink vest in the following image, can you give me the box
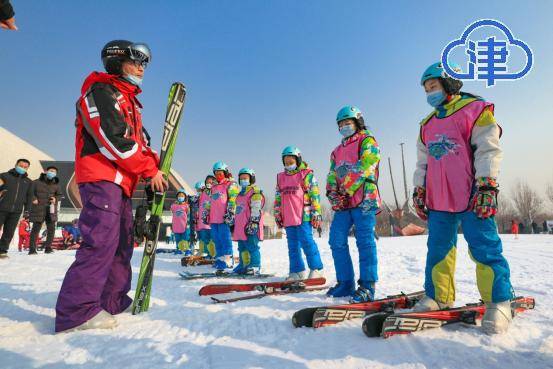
[196,191,211,231]
[421,100,493,212]
[277,169,311,227]
[331,132,371,209]
[209,181,232,224]
[170,203,189,234]
[233,188,265,241]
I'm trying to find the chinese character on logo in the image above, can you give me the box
[441,19,533,87]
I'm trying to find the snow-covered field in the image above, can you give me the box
[1,235,552,369]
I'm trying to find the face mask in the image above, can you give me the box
[215,173,225,182]
[339,124,356,138]
[285,164,297,171]
[426,90,446,107]
[15,166,27,175]
[177,196,185,203]
[46,171,57,180]
[123,74,143,86]
[205,183,212,189]
[240,180,250,188]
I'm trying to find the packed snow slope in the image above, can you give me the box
[0,235,552,369]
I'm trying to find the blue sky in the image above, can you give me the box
[1,0,552,206]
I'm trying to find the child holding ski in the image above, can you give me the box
[171,189,191,255]
[202,162,240,271]
[412,61,514,334]
[326,106,381,302]
[197,176,216,258]
[232,168,265,275]
[274,146,324,280]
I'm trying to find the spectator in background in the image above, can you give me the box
[0,158,33,258]
[29,166,62,254]
[519,222,525,234]
[511,220,519,240]
[18,214,30,251]
[543,220,549,234]
[165,225,172,245]
[0,0,17,30]
[531,221,539,234]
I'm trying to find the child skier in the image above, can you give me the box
[18,215,30,252]
[203,162,240,271]
[412,62,514,334]
[171,189,191,255]
[232,168,265,275]
[326,106,381,302]
[196,176,216,258]
[274,146,324,280]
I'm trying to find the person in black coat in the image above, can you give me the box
[28,166,62,254]
[0,159,33,257]
[0,0,17,30]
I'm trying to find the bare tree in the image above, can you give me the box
[496,192,517,233]
[546,182,553,208]
[511,180,543,226]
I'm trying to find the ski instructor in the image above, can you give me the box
[55,40,167,333]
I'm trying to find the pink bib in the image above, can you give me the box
[196,191,211,231]
[209,181,231,224]
[277,169,310,227]
[421,100,492,212]
[171,203,189,234]
[331,132,370,209]
[233,188,265,241]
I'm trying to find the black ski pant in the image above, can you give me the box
[0,211,21,253]
[30,220,55,251]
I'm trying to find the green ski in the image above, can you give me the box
[132,82,186,314]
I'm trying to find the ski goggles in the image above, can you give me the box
[127,43,151,68]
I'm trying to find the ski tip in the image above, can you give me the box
[362,312,389,338]
[292,308,317,328]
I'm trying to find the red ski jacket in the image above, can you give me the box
[74,72,159,197]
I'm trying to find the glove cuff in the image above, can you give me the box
[476,177,498,190]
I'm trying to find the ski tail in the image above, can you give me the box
[132,82,187,315]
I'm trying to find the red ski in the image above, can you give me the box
[199,277,326,296]
[292,290,425,328]
[363,296,535,338]
[211,283,328,304]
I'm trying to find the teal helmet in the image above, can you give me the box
[238,167,256,184]
[194,181,205,191]
[421,62,463,95]
[212,161,229,173]
[176,188,187,197]
[281,146,302,166]
[336,105,366,129]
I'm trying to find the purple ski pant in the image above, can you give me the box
[55,181,134,332]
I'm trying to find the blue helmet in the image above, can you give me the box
[238,167,256,184]
[336,105,362,122]
[212,161,229,173]
[336,105,366,129]
[176,188,187,196]
[421,62,463,94]
[281,146,302,166]
[194,181,205,191]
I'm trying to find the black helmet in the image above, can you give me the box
[101,40,152,75]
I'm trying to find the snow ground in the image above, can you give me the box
[0,235,552,369]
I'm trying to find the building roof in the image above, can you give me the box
[0,126,54,179]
